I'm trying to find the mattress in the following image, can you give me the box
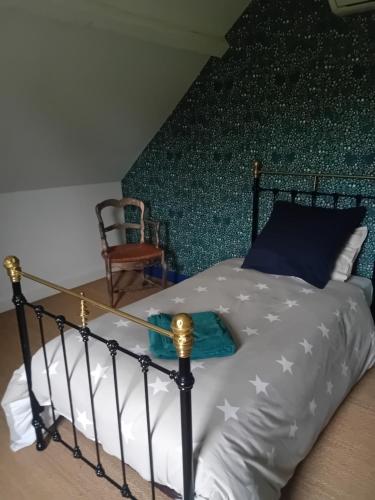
[2,258,375,500]
[347,275,373,307]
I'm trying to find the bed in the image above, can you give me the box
[2,161,375,500]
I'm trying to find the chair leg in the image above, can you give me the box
[105,259,114,307]
[110,270,115,307]
[141,267,146,285]
[116,270,128,305]
[104,259,110,294]
[161,256,167,289]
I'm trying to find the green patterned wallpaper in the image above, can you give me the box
[122,0,375,279]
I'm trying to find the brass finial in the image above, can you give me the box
[253,160,262,179]
[3,256,22,283]
[171,313,194,359]
[80,291,89,327]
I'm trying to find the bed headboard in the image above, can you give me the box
[250,160,375,318]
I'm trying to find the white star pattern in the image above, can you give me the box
[309,399,317,416]
[191,361,205,371]
[300,288,315,295]
[317,323,330,339]
[215,305,230,314]
[289,421,298,438]
[249,375,270,396]
[130,345,148,355]
[123,421,135,444]
[341,361,349,376]
[255,283,269,290]
[148,377,171,395]
[76,409,92,431]
[236,294,250,302]
[347,297,357,312]
[326,381,333,395]
[37,251,366,467]
[276,356,294,374]
[299,339,313,355]
[265,314,280,323]
[216,399,240,422]
[232,267,243,272]
[266,447,275,466]
[114,319,130,328]
[284,299,299,308]
[242,327,259,336]
[90,363,109,385]
[42,361,59,376]
[146,307,160,316]
[171,297,185,304]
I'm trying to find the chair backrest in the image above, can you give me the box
[95,198,145,249]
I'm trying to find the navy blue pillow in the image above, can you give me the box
[242,201,366,288]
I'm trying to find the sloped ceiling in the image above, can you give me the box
[0,0,249,193]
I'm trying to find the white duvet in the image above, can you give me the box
[2,258,375,499]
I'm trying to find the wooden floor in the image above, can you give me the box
[0,273,374,499]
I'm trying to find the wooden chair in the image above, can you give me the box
[95,197,167,307]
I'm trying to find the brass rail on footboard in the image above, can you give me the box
[3,255,195,500]
[4,255,173,339]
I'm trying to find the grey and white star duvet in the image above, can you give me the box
[2,258,375,500]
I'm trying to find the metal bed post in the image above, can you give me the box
[172,313,195,500]
[251,160,262,244]
[371,261,375,320]
[3,256,46,451]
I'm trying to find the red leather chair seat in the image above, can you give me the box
[104,243,163,263]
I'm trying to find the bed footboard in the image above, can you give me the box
[3,256,195,500]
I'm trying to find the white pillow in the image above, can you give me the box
[331,226,368,281]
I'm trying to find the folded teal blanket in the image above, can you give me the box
[148,311,237,359]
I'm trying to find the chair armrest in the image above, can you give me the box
[144,219,161,247]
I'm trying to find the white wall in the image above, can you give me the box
[0,7,208,193]
[0,182,122,312]
[0,8,209,311]
[0,2,250,311]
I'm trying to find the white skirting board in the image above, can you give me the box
[0,182,122,313]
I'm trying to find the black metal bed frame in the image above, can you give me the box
[3,257,194,500]
[3,160,375,500]
[251,160,375,319]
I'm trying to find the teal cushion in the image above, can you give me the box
[148,311,237,359]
